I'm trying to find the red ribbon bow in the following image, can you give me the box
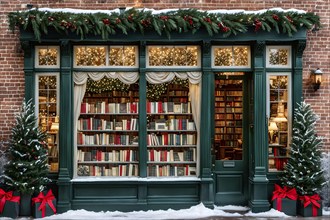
[271,184,298,211]
[299,194,321,216]
[32,189,56,217]
[0,189,20,214]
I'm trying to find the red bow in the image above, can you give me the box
[271,184,298,211]
[299,194,321,216]
[0,189,20,214]
[32,190,56,217]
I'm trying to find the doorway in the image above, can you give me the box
[213,72,249,205]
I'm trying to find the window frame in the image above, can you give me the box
[35,46,60,68]
[266,72,292,172]
[146,45,201,68]
[266,46,292,68]
[211,45,251,69]
[73,45,139,68]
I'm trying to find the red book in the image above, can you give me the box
[185,165,189,176]
[158,102,163,113]
[126,150,130,162]
[81,103,87,113]
[150,149,154,161]
[147,101,151,113]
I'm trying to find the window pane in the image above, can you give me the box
[148,46,199,67]
[233,47,249,66]
[109,46,137,66]
[214,47,232,66]
[268,48,289,66]
[75,46,106,66]
[38,75,59,173]
[37,47,59,66]
[268,75,290,172]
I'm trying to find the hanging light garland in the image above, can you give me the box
[147,78,189,100]
[86,78,130,93]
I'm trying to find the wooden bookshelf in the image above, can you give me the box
[146,83,197,177]
[214,78,243,160]
[77,83,139,177]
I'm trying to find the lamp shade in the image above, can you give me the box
[268,122,278,131]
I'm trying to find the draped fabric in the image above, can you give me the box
[73,71,202,177]
[145,72,201,84]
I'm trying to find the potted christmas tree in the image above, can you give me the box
[2,99,51,216]
[280,101,326,217]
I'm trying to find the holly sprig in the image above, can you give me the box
[8,8,321,41]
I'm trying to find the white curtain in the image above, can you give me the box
[146,72,202,176]
[73,72,139,177]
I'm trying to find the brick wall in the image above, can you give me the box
[0,0,329,151]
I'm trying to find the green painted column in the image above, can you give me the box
[21,41,35,102]
[57,40,72,212]
[292,40,306,108]
[249,41,270,213]
[138,41,147,204]
[200,41,214,207]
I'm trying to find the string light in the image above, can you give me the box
[269,48,288,66]
[148,46,198,66]
[38,48,58,66]
[109,46,136,66]
[75,46,106,66]
[214,46,249,66]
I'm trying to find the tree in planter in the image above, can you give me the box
[2,99,50,215]
[280,101,326,216]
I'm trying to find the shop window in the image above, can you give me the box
[74,45,138,68]
[35,46,60,68]
[147,46,200,67]
[36,74,59,173]
[266,46,291,68]
[267,74,291,172]
[212,46,250,68]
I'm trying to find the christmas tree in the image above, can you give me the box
[280,101,326,195]
[2,99,50,194]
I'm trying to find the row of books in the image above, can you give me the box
[48,145,58,157]
[148,119,195,131]
[77,149,138,162]
[147,133,196,146]
[215,121,242,126]
[81,102,138,114]
[148,148,196,162]
[78,118,138,131]
[77,133,139,145]
[215,127,242,133]
[77,164,139,177]
[215,90,243,96]
[146,102,191,114]
[147,165,196,177]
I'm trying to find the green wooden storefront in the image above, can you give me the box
[19,25,307,213]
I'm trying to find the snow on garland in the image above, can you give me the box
[8,7,320,41]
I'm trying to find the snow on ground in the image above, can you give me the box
[0,203,329,219]
[5,204,330,220]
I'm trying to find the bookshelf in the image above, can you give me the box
[214,78,243,160]
[268,75,290,172]
[146,82,197,177]
[77,84,139,177]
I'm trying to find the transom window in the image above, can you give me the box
[147,46,200,67]
[266,46,291,68]
[74,45,138,68]
[212,46,250,68]
[35,46,60,68]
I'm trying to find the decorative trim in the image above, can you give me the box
[296,40,306,57]
[255,41,266,57]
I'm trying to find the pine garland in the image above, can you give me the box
[8,8,321,41]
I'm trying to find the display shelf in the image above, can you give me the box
[214,78,243,160]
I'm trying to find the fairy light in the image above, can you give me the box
[109,46,136,66]
[38,47,58,66]
[75,46,106,66]
[269,48,288,66]
[148,46,198,66]
[214,46,249,67]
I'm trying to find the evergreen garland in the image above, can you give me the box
[8,8,321,41]
[280,101,326,195]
